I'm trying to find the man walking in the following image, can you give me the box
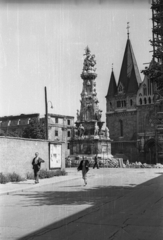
[32,152,45,184]
[77,156,89,186]
[93,154,99,169]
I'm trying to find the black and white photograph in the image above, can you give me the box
[0,0,163,239]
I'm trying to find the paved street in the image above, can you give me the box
[0,168,163,240]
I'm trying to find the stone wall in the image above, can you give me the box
[0,137,65,177]
[137,105,155,133]
[111,141,139,162]
[107,111,137,141]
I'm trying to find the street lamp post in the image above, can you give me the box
[44,86,53,140]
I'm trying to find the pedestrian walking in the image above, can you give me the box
[77,156,89,186]
[93,154,99,169]
[32,152,45,184]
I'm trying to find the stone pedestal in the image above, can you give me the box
[70,137,111,155]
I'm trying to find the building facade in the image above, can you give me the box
[106,36,158,163]
[47,114,74,157]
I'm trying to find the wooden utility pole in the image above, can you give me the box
[45,86,48,140]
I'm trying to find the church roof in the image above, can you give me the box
[106,70,117,98]
[117,39,142,94]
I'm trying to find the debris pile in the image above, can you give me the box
[65,156,163,168]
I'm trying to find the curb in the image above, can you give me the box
[0,176,81,196]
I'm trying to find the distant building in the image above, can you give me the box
[46,114,74,157]
[0,113,74,157]
[106,35,158,163]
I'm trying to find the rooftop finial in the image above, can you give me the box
[127,22,130,39]
[112,63,113,71]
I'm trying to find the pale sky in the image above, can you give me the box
[0,0,152,122]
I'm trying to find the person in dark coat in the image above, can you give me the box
[93,154,99,169]
[77,156,89,186]
[32,152,45,184]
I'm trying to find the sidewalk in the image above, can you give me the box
[0,168,80,195]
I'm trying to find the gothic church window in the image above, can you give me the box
[110,102,112,108]
[148,97,151,104]
[130,99,133,106]
[139,98,142,105]
[119,119,123,137]
[55,130,58,136]
[144,98,147,104]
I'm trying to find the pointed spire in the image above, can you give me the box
[106,67,117,98]
[127,22,130,39]
[117,38,142,94]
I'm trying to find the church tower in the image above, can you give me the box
[106,29,142,141]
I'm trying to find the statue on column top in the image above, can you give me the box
[82,46,97,73]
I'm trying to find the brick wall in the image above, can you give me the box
[0,137,65,177]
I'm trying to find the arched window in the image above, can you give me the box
[139,98,142,105]
[124,100,126,107]
[130,99,133,106]
[148,97,151,104]
[144,98,147,104]
[119,120,123,137]
[110,102,112,108]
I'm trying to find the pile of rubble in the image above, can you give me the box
[65,156,163,169]
[126,162,163,169]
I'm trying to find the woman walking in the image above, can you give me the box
[77,156,89,186]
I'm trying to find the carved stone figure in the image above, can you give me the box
[78,124,85,137]
[77,110,80,121]
[82,47,96,73]
[94,122,99,136]
[95,109,102,121]
[105,127,110,139]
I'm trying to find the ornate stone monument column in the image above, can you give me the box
[70,47,111,156]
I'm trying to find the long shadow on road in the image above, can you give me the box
[16,172,163,240]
